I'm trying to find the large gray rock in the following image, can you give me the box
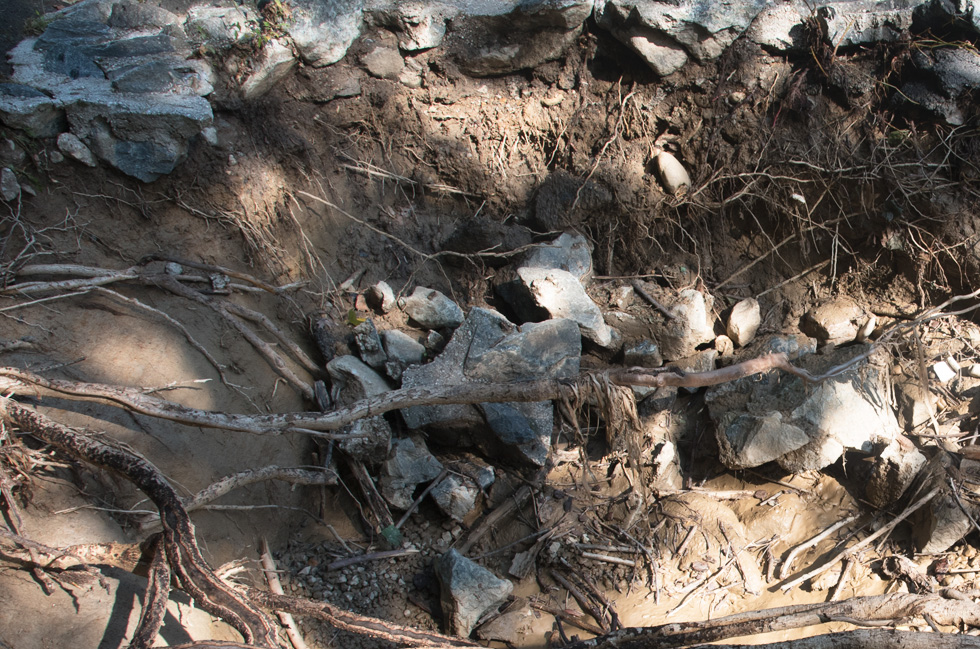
[288,0,364,67]
[0,83,66,137]
[367,1,460,51]
[497,267,612,347]
[382,329,426,381]
[240,39,297,101]
[707,346,900,471]
[401,308,580,465]
[435,549,513,637]
[749,0,921,51]
[327,354,393,460]
[800,297,867,346]
[444,0,592,76]
[596,0,767,75]
[519,232,594,284]
[399,286,465,329]
[380,436,444,509]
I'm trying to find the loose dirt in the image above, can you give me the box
[4,5,980,649]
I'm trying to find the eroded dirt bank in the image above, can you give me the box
[4,1,980,648]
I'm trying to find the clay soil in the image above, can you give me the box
[4,7,980,649]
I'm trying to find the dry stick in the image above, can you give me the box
[581,552,636,567]
[151,275,314,401]
[326,548,419,572]
[137,255,285,294]
[690,629,980,649]
[530,601,607,637]
[260,538,309,649]
[551,568,611,633]
[563,593,980,649]
[137,466,338,533]
[221,301,320,376]
[246,588,476,648]
[630,280,676,320]
[130,535,170,649]
[780,487,940,592]
[458,485,532,554]
[779,514,861,579]
[349,460,394,530]
[0,352,834,439]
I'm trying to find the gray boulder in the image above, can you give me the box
[401,308,580,465]
[497,267,612,347]
[519,232,594,284]
[380,436,444,509]
[707,346,900,471]
[382,329,426,382]
[288,0,364,67]
[800,297,867,346]
[444,0,592,76]
[399,286,465,329]
[436,549,513,637]
[240,39,297,101]
[595,0,767,76]
[749,0,919,51]
[0,83,65,137]
[367,1,460,51]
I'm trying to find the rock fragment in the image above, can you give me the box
[0,168,20,202]
[353,319,387,368]
[399,287,464,329]
[520,232,594,284]
[380,436,444,510]
[800,297,867,345]
[382,329,425,382]
[362,46,405,79]
[727,298,760,347]
[57,133,98,167]
[865,437,927,509]
[431,474,480,522]
[435,549,513,637]
[656,289,716,360]
[894,380,937,430]
[366,281,396,313]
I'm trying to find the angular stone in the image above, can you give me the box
[399,286,464,329]
[519,232,594,284]
[366,281,396,313]
[435,549,513,637]
[624,340,663,368]
[108,2,181,30]
[655,289,715,360]
[368,1,460,51]
[382,329,425,381]
[380,436,444,509]
[340,415,392,462]
[866,437,927,509]
[354,319,387,368]
[362,46,404,79]
[0,169,20,202]
[800,297,867,345]
[241,39,297,100]
[57,132,97,167]
[727,298,761,347]
[326,354,391,404]
[288,0,364,67]
[500,267,612,347]
[431,474,479,522]
[185,5,255,48]
[716,412,810,469]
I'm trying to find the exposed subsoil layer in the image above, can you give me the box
[4,5,980,649]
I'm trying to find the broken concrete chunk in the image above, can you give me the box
[800,297,867,345]
[380,436,444,510]
[865,437,927,509]
[431,474,480,522]
[435,549,513,637]
[727,298,760,347]
[399,286,465,329]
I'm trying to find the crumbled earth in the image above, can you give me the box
[6,1,980,648]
